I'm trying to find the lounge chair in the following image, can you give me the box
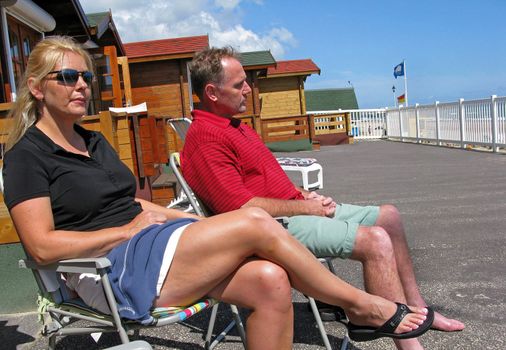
[167,117,324,190]
[0,171,245,350]
[17,253,247,350]
[169,152,350,350]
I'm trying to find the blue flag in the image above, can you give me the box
[394,62,404,79]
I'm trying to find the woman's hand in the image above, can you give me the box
[124,210,168,239]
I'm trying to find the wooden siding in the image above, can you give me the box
[311,112,351,145]
[260,115,312,143]
[128,58,192,157]
[258,76,303,119]
[129,60,192,118]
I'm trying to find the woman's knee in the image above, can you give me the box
[250,261,292,311]
[241,207,273,224]
[240,207,290,242]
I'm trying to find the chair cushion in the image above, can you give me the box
[151,297,217,322]
[60,297,218,324]
[277,157,318,167]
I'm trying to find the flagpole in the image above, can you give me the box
[403,59,408,106]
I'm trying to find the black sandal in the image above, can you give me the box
[347,303,434,342]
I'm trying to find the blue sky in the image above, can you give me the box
[81,0,506,108]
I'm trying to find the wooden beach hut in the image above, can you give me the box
[305,88,358,145]
[124,35,209,151]
[257,58,321,151]
[123,35,210,205]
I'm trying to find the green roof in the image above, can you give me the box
[239,51,276,67]
[86,12,109,27]
[305,88,359,111]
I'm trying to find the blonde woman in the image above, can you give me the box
[2,36,432,350]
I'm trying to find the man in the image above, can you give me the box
[181,47,464,349]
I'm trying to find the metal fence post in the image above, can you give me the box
[491,95,498,152]
[458,98,465,148]
[415,103,420,143]
[435,101,441,145]
[384,107,389,138]
[398,106,403,142]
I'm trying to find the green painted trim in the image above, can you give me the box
[266,139,313,152]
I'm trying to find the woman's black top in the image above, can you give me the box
[3,124,142,231]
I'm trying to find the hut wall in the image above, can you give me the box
[130,60,184,117]
[129,59,192,155]
[258,76,303,119]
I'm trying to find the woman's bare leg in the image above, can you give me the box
[206,259,293,350]
[158,208,428,333]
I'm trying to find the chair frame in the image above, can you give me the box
[19,255,246,349]
[169,153,349,350]
[0,160,245,350]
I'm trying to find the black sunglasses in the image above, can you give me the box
[47,69,94,85]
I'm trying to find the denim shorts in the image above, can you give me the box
[286,203,379,259]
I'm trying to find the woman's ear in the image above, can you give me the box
[204,83,218,102]
[27,77,44,101]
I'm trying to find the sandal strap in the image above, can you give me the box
[377,302,412,333]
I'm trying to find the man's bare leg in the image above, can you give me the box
[375,204,465,332]
[352,226,425,350]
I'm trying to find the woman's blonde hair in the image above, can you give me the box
[5,35,93,151]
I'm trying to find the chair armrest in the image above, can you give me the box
[19,257,111,274]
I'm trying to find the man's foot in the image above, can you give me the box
[432,311,465,331]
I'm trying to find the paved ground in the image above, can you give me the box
[1,140,505,349]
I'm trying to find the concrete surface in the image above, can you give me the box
[1,140,505,349]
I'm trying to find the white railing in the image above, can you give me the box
[386,95,506,152]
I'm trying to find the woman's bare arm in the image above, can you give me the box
[10,197,170,265]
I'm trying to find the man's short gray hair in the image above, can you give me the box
[189,47,240,99]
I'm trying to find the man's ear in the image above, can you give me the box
[27,77,44,101]
[204,83,219,102]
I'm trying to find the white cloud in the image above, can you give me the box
[80,0,295,57]
[211,25,296,57]
[214,0,241,10]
